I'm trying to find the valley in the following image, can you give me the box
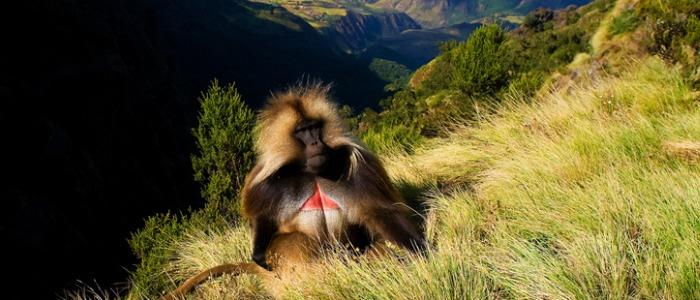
[251,0,592,75]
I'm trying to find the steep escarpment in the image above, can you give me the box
[332,10,485,68]
[332,11,422,51]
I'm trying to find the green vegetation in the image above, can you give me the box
[127,81,254,298]
[191,80,255,217]
[354,5,601,154]
[368,58,412,91]
[362,122,425,154]
[609,9,639,35]
[449,25,511,95]
[128,212,202,298]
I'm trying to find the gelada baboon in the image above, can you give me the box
[161,84,424,299]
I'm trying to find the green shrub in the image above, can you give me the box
[449,24,512,96]
[641,0,700,87]
[128,212,189,298]
[191,79,255,217]
[506,71,545,96]
[419,56,454,93]
[522,8,554,32]
[128,210,231,298]
[685,15,700,46]
[505,9,592,95]
[128,80,255,298]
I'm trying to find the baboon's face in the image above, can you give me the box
[293,119,328,174]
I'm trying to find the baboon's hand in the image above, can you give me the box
[252,253,272,271]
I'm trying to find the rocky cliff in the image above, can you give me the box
[332,11,422,51]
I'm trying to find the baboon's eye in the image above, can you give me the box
[294,119,321,133]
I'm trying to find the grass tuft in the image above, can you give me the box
[609,9,640,35]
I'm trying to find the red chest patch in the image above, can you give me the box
[301,183,340,211]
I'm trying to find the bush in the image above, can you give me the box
[128,80,255,298]
[641,0,700,87]
[523,8,554,32]
[449,24,512,96]
[128,210,231,298]
[191,79,255,217]
[418,56,454,93]
[128,212,190,298]
[506,71,545,96]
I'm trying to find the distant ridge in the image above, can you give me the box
[374,0,592,28]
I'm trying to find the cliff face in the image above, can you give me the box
[363,22,482,69]
[332,11,422,51]
[332,9,484,69]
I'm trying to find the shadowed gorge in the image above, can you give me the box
[1,0,385,298]
[2,1,196,297]
[148,0,389,108]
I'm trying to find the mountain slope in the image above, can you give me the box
[332,11,484,68]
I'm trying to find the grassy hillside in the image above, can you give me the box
[137,57,700,299]
[108,0,700,299]
[356,3,605,154]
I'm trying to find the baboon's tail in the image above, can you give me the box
[160,263,267,300]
